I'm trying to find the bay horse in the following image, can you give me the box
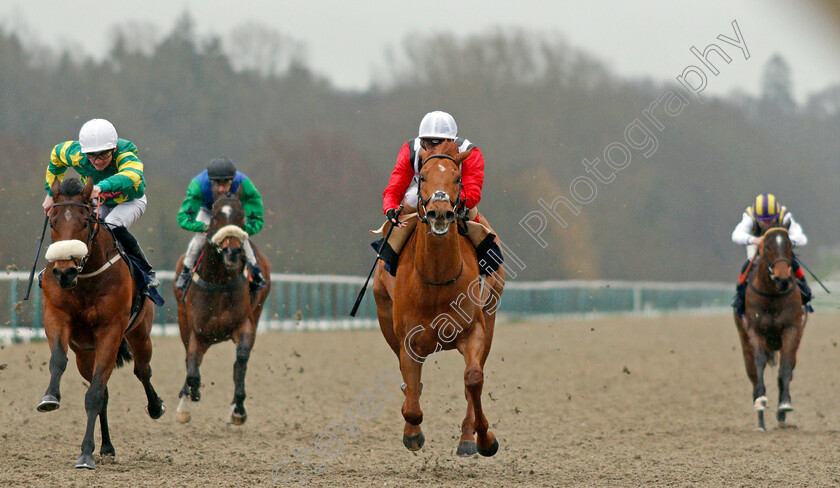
[734,226,807,431]
[373,140,505,457]
[38,177,165,469]
[174,192,270,424]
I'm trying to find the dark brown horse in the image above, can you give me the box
[38,177,165,469]
[373,141,505,457]
[174,193,270,424]
[735,226,807,431]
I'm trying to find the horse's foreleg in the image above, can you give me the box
[230,327,254,425]
[98,387,114,457]
[177,333,208,424]
[750,337,770,432]
[127,311,165,420]
[456,388,478,457]
[186,333,208,402]
[777,325,803,422]
[37,334,69,412]
[460,326,498,456]
[398,346,425,451]
[76,330,120,470]
[373,269,399,358]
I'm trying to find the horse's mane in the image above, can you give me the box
[59,177,84,196]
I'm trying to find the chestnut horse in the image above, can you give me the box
[38,177,164,469]
[174,193,270,424]
[373,141,505,457]
[734,227,807,431]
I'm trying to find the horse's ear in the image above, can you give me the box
[81,178,94,200]
[50,179,61,198]
[454,147,475,166]
[419,146,429,163]
[440,139,458,156]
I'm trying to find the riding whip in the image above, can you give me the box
[180,250,205,302]
[350,205,402,317]
[24,215,49,301]
[794,255,831,294]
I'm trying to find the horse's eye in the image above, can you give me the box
[82,221,88,229]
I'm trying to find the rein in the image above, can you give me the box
[748,280,796,298]
[417,261,464,286]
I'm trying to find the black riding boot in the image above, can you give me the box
[732,282,746,316]
[372,239,399,277]
[248,262,267,291]
[475,233,503,276]
[175,266,192,290]
[112,226,159,289]
[798,277,814,313]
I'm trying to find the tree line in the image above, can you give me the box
[1,14,838,282]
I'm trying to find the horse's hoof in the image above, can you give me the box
[477,438,499,457]
[778,401,793,412]
[100,445,115,457]
[228,403,247,425]
[146,402,166,420]
[755,426,766,432]
[403,431,425,451]
[176,411,191,424]
[36,395,60,412]
[753,396,768,412]
[75,454,95,470]
[456,440,477,457]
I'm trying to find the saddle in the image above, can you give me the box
[123,253,165,332]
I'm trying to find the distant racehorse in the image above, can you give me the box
[373,141,504,456]
[38,177,164,469]
[734,227,807,431]
[174,193,271,424]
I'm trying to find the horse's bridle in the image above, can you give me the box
[412,154,467,286]
[759,228,794,292]
[415,154,466,225]
[50,201,103,274]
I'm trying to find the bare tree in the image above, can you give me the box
[226,22,304,78]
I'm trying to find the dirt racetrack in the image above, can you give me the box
[2,313,840,487]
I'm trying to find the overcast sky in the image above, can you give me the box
[2,0,839,102]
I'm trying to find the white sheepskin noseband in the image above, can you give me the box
[211,225,249,245]
[45,239,89,262]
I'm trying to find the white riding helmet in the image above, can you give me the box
[418,111,457,139]
[79,119,118,153]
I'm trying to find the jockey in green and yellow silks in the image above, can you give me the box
[42,118,159,290]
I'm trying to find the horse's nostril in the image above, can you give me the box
[426,210,439,221]
[444,211,455,222]
[52,267,61,278]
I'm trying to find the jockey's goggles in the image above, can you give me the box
[86,149,113,161]
[420,138,446,149]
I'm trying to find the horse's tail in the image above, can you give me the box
[767,350,778,367]
[115,339,133,368]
